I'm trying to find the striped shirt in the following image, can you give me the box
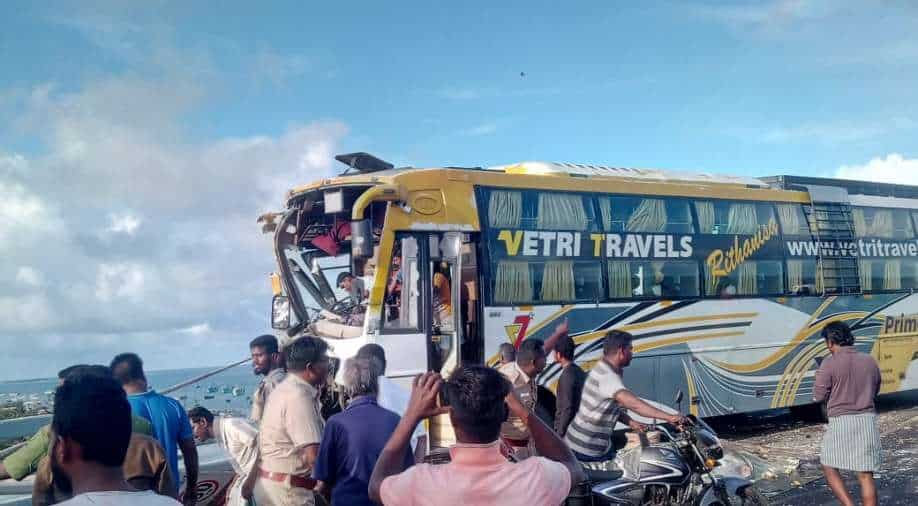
[564,360,626,458]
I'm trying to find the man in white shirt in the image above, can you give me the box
[50,371,180,505]
[188,407,257,506]
[355,344,426,460]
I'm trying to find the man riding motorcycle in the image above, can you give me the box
[564,330,687,463]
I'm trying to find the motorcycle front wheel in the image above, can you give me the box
[738,485,769,506]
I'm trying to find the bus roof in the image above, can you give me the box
[761,175,918,200]
[284,155,917,206]
[486,161,770,188]
[287,159,772,198]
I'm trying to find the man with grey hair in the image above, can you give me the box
[356,344,427,459]
[312,358,413,506]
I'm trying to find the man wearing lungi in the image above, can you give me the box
[813,321,882,506]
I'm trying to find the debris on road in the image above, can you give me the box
[710,391,918,505]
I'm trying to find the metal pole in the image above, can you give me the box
[160,357,250,395]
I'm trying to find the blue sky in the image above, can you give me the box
[1,0,916,379]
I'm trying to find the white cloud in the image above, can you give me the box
[0,182,48,225]
[95,263,147,302]
[692,0,837,30]
[0,10,348,380]
[252,47,313,88]
[836,153,918,185]
[108,212,142,235]
[728,118,916,145]
[0,294,58,333]
[0,180,61,248]
[180,323,212,335]
[16,267,44,288]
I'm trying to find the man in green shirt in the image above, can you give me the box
[0,365,153,481]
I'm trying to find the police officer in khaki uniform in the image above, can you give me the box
[245,336,329,506]
[497,321,568,460]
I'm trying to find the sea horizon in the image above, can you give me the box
[1,364,260,438]
[0,364,240,386]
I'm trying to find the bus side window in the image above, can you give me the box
[383,236,419,330]
[608,260,699,299]
[599,196,694,234]
[904,260,918,289]
[705,260,784,297]
[859,258,911,292]
[853,207,915,239]
[787,259,820,295]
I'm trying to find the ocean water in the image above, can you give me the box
[0,364,261,417]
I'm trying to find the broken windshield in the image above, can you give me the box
[282,246,351,313]
[271,188,386,329]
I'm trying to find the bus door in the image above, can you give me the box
[376,234,429,385]
[377,232,482,384]
[428,232,463,377]
[459,235,483,365]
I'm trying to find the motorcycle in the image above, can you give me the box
[569,392,768,506]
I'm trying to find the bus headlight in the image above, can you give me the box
[272,295,291,330]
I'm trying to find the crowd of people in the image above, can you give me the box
[0,320,883,506]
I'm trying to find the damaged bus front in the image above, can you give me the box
[264,153,481,412]
[266,178,399,362]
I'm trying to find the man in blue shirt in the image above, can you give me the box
[313,356,413,505]
[111,353,198,505]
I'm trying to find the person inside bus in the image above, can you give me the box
[650,267,665,297]
[650,265,681,297]
[629,264,669,297]
[659,274,680,297]
[432,262,452,331]
[716,279,737,298]
[337,272,367,306]
[385,251,402,321]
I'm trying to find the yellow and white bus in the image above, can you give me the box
[264,153,918,423]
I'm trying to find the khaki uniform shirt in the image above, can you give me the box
[250,368,286,424]
[257,374,324,476]
[498,362,536,441]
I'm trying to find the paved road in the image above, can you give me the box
[710,391,918,505]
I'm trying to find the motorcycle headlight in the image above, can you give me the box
[706,445,724,461]
[696,427,723,460]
